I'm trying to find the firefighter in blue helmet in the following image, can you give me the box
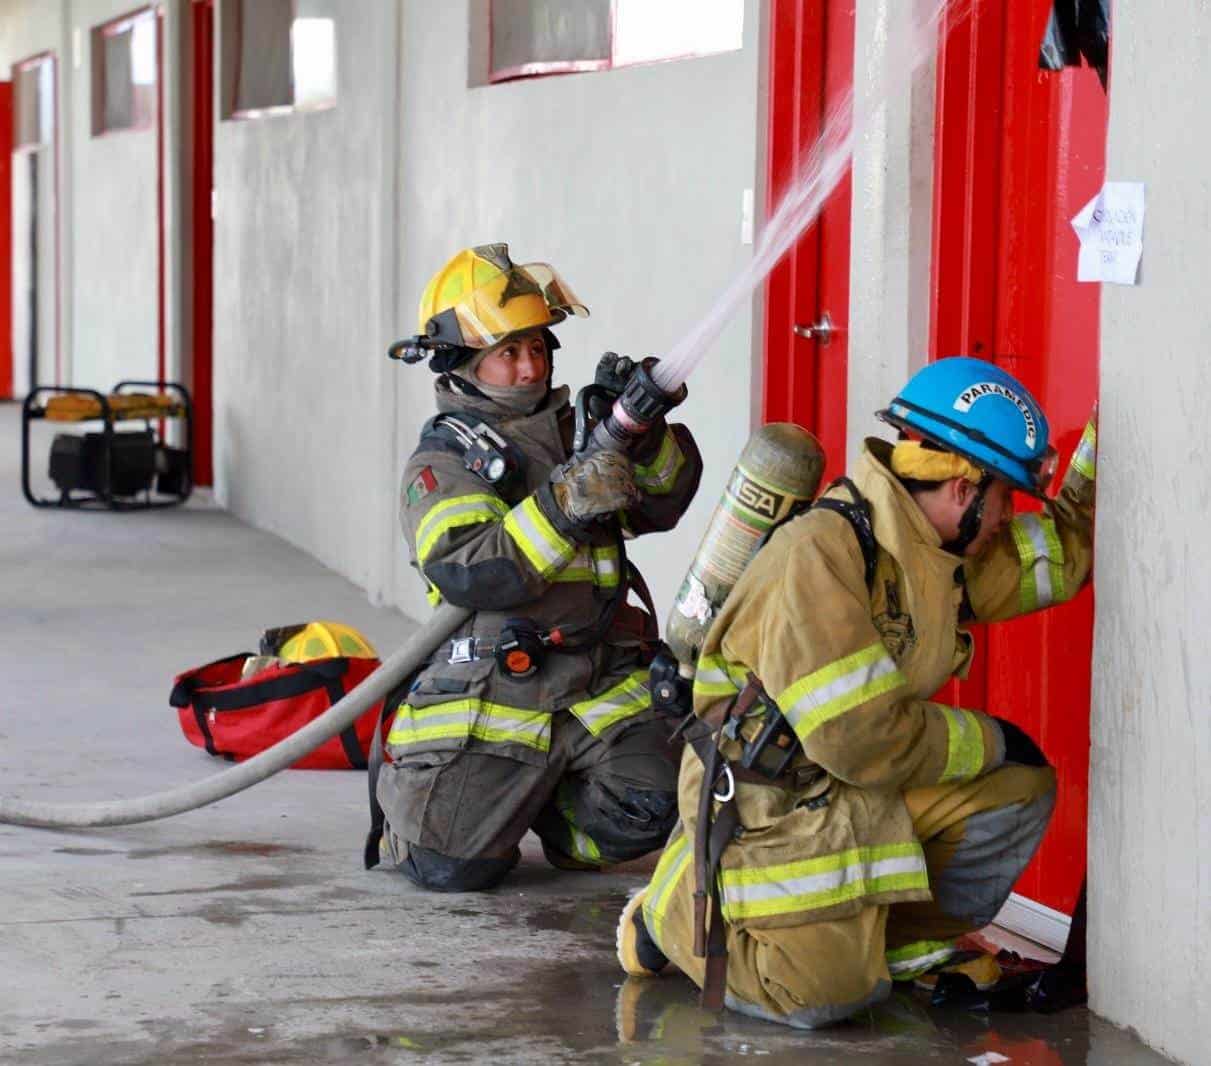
[368,244,703,892]
[618,356,1096,1027]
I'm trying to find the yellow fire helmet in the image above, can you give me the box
[416,243,588,353]
[267,621,379,663]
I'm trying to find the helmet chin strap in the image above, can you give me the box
[942,476,992,555]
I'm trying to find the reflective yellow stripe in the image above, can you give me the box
[503,495,577,578]
[415,494,508,564]
[692,653,746,701]
[643,828,691,945]
[886,938,958,979]
[776,643,906,745]
[569,668,650,736]
[425,583,443,607]
[387,700,552,751]
[634,430,685,495]
[556,780,602,864]
[939,705,985,782]
[550,545,621,589]
[1010,513,1066,612]
[591,545,621,588]
[718,842,929,920]
[1071,419,1097,481]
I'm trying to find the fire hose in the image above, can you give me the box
[0,364,684,830]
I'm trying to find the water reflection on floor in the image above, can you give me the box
[14,880,1175,1066]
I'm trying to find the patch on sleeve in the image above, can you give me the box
[405,466,438,506]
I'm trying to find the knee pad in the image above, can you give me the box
[585,786,678,857]
[396,842,518,893]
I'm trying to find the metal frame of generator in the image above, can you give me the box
[21,380,194,511]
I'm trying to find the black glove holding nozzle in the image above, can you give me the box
[577,355,687,460]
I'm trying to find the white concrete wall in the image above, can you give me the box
[1,0,172,393]
[388,0,763,620]
[69,0,160,391]
[846,0,937,466]
[1,1,67,391]
[1087,5,1211,1063]
[211,1,399,594]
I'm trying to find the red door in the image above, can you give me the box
[0,81,12,398]
[190,0,214,485]
[762,0,855,482]
[931,0,1106,916]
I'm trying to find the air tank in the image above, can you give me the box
[665,423,826,675]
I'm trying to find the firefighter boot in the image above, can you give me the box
[617,888,669,977]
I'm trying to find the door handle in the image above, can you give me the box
[792,312,836,346]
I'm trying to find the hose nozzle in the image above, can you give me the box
[584,358,686,456]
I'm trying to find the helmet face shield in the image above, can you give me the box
[424,258,588,351]
[1030,445,1059,495]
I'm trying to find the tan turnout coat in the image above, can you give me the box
[650,431,1096,938]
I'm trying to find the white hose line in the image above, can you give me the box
[0,603,471,830]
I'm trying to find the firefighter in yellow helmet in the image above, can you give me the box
[617,357,1097,1027]
[368,244,703,891]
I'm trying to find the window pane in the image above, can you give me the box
[290,17,336,108]
[15,60,53,148]
[234,0,293,112]
[102,31,134,129]
[93,13,157,134]
[490,0,610,78]
[613,0,744,67]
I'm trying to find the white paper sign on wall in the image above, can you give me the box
[1071,182,1146,285]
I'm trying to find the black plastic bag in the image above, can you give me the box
[1038,0,1110,90]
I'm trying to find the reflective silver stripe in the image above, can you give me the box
[569,669,650,736]
[721,854,926,907]
[387,699,551,751]
[1011,513,1065,611]
[777,644,905,742]
[634,431,684,494]
[503,495,575,577]
[591,547,620,586]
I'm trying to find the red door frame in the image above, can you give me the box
[12,51,61,388]
[156,6,167,392]
[930,0,1106,915]
[762,0,855,484]
[190,0,214,485]
[0,81,12,398]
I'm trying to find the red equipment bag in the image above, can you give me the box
[170,653,385,770]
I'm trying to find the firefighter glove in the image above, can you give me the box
[593,351,638,397]
[549,451,640,529]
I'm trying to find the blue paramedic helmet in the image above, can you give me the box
[877,356,1058,496]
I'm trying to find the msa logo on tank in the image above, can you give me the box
[953,382,1038,449]
[728,468,784,522]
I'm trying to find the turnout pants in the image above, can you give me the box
[644,764,1056,1029]
[377,709,680,892]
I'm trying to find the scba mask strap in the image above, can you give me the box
[943,474,993,556]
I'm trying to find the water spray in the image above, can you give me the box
[0,0,968,831]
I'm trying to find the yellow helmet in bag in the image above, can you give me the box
[265,621,378,663]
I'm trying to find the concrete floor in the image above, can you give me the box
[0,404,1177,1065]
